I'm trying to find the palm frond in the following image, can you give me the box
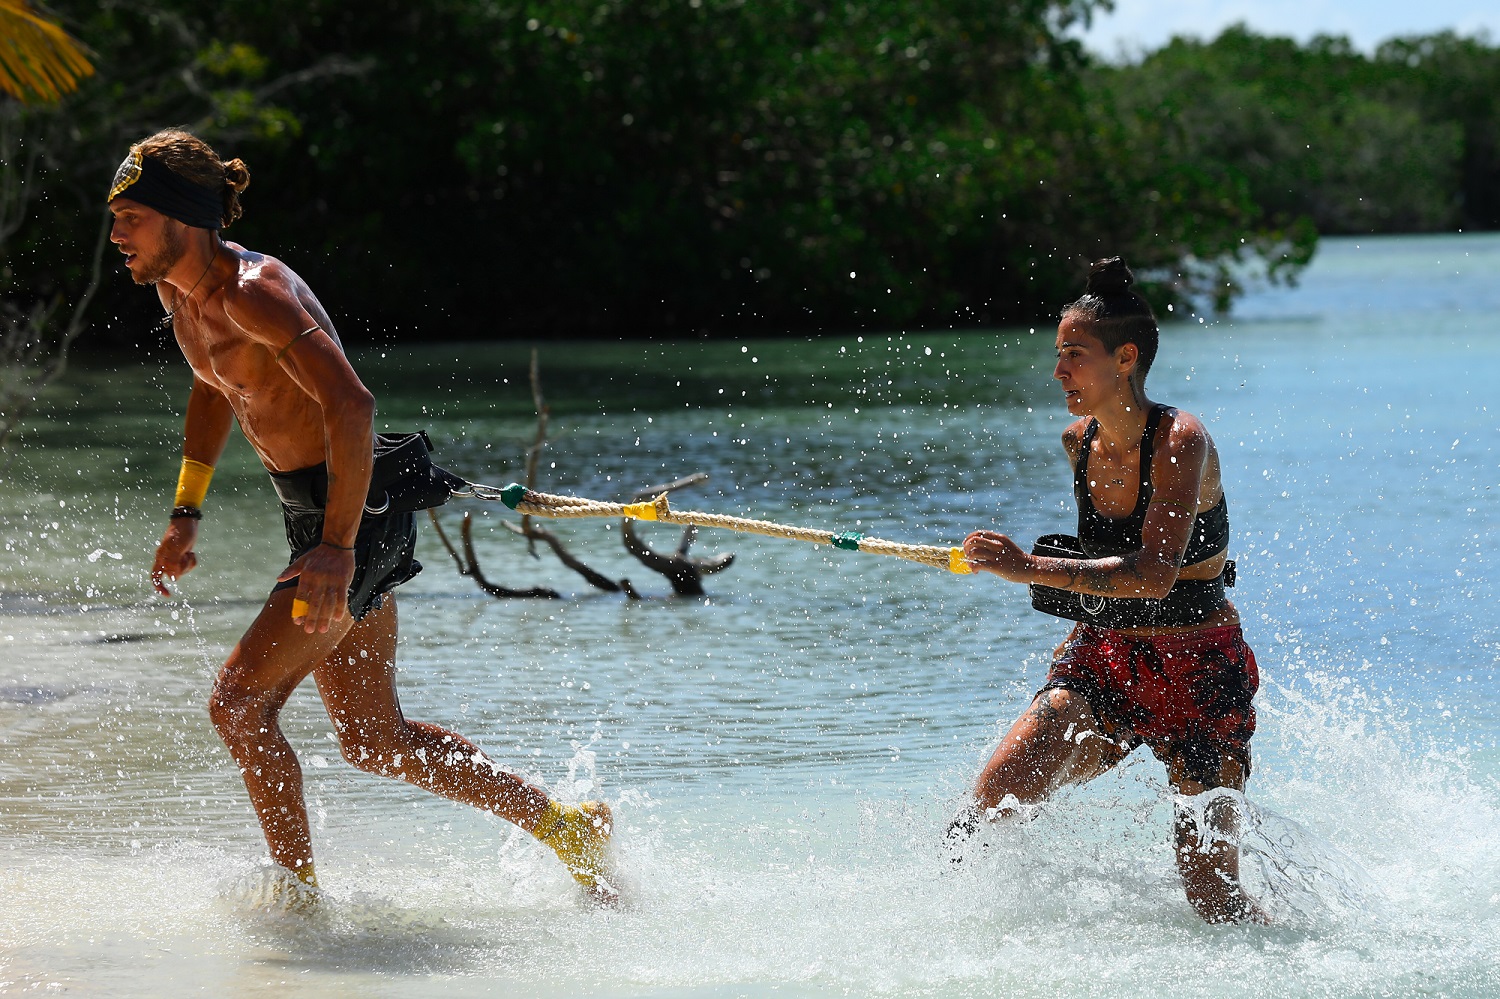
[0,0,94,104]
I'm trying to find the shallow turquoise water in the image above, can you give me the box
[1,234,1497,996]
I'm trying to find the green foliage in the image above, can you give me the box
[446,0,1117,330]
[3,3,309,312]
[197,40,268,79]
[1374,32,1500,228]
[1100,25,1485,236]
[8,5,1500,343]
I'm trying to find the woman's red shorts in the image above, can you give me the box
[1040,624,1260,787]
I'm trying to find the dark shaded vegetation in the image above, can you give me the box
[5,2,1500,347]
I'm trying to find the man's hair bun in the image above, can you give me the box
[223,158,251,194]
[131,128,251,228]
[1086,256,1134,297]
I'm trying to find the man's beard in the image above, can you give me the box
[133,223,185,286]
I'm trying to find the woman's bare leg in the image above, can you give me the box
[1168,753,1268,924]
[945,688,1130,857]
[973,688,1130,814]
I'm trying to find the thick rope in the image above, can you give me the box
[491,483,972,574]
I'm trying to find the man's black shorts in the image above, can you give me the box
[267,463,422,620]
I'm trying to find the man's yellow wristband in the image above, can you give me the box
[174,458,215,509]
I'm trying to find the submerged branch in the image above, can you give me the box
[427,509,560,599]
[501,520,622,593]
[504,348,626,591]
[622,474,736,596]
[521,348,549,558]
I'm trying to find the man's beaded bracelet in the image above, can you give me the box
[170,506,203,520]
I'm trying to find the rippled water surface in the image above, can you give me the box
[2,234,1498,996]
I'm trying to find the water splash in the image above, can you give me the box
[1241,798,1385,924]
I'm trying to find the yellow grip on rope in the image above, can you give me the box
[291,598,310,620]
[948,547,972,575]
[621,501,658,521]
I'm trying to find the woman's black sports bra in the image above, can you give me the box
[1073,404,1229,566]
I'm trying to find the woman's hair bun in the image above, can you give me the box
[1086,256,1134,297]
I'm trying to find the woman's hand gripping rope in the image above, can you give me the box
[493,483,973,575]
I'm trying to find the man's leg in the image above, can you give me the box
[310,595,552,828]
[312,595,616,903]
[208,585,353,879]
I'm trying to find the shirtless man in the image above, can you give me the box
[107,129,614,904]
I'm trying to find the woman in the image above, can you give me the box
[954,257,1264,924]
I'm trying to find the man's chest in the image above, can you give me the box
[176,320,278,402]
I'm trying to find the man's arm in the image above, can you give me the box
[223,270,375,632]
[152,376,234,596]
[182,373,235,469]
[278,332,374,633]
[268,327,374,551]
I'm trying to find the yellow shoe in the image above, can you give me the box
[535,800,618,906]
[233,863,321,915]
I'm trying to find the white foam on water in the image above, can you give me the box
[5,665,1498,999]
[2,577,1497,997]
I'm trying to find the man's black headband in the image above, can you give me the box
[107,149,224,230]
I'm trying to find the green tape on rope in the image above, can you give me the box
[500,483,528,509]
[830,531,864,551]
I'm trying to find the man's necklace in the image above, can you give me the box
[160,247,218,329]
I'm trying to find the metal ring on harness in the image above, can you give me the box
[1028,533,1234,629]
